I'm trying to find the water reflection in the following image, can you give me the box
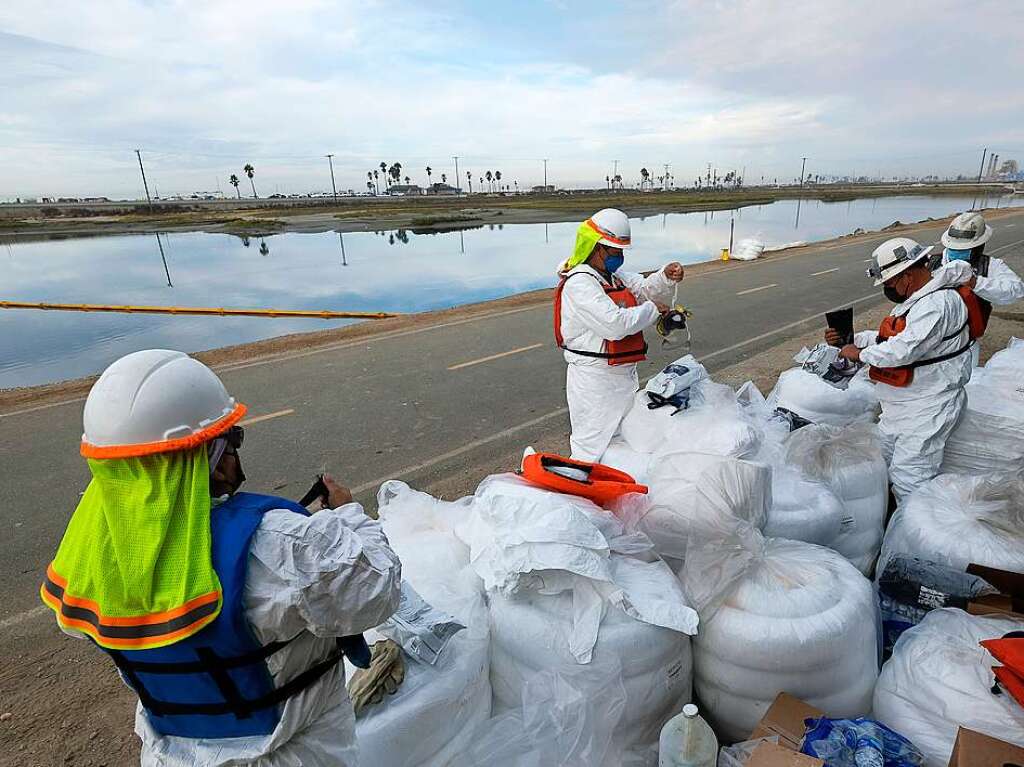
[2,194,1022,388]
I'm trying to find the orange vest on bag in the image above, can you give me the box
[554,272,647,366]
[868,285,990,388]
[981,636,1024,709]
[520,452,647,507]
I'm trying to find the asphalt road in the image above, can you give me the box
[3,208,1024,622]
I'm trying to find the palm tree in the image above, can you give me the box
[404,175,410,185]
[373,169,380,194]
[613,173,622,190]
[640,168,649,189]
[379,162,388,190]
[243,164,257,198]
[495,171,502,191]
[466,171,472,193]
[229,174,241,199]
[485,170,493,192]
[605,175,610,190]
[367,171,374,194]
[426,166,432,186]
[441,173,447,185]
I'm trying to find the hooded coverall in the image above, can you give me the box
[855,261,974,501]
[558,263,675,462]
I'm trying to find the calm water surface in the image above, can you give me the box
[2,194,1021,388]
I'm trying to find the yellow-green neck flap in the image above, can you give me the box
[563,219,603,272]
[43,447,222,650]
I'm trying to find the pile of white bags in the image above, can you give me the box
[784,423,888,574]
[878,473,1024,577]
[873,608,1024,766]
[767,362,879,428]
[351,482,492,767]
[731,238,765,261]
[941,366,1024,476]
[631,452,771,571]
[983,335,1024,372]
[682,527,879,743]
[602,436,653,484]
[457,474,698,763]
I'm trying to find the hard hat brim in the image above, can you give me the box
[940,223,992,251]
[872,246,933,286]
[80,401,248,459]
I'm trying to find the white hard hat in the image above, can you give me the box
[81,349,247,459]
[941,211,992,251]
[866,237,933,286]
[586,208,631,248]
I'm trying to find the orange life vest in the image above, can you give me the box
[520,452,647,508]
[554,272,647,365]
[868,285,989,388]
[981,636,1024,709]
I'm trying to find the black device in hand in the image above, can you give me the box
[825,307,854,346]
[298,474,329,507]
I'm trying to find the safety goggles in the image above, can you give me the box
[224,425,244,451]
[865,243,928,280]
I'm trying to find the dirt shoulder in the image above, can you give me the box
[0,183,1007,239]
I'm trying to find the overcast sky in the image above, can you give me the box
[2,0,1022,198]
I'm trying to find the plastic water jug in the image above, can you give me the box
[658,703,718,767]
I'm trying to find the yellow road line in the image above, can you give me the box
[811,267,839,276]
[239,408,295,426]
[736,283,777,296]
[448,343,544,371]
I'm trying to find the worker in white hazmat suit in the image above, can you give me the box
[40,349,402,767]
[555,208,685,461]
[825,238,980,502]
[932,211,1024,366]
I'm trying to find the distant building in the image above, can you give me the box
[426,183,458,195]
[82,196,110,202]
[57,197,80,203]
[531,184,556,193]
[388,184,424,196]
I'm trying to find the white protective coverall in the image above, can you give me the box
[559,262,676,461]
[855,260,974,501]
[938,249,1024,366]
[137,500,403,767]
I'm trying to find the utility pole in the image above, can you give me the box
[612,160,619,188]
[976,148,988,182]
[325,154,338,201]
[452,156,460,193]
[663,163,671,190]
[799,157,808,187]
[135,149,153,211]
[542,158,548,188]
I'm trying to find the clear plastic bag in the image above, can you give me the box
[800,717,924,767]
[768,366,879,427]
[941,367,1024,476]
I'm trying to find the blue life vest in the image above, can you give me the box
[103,492,369,740]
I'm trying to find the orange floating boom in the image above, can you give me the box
[0,301,399,320]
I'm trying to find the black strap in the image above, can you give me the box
[560,340,649,359]
[112,638,292,674]
[910,339,974,370]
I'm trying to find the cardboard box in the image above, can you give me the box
[965,564,1024,619]
[749,693,824,751]
[948,726,1024,767]
[747,741,824,767]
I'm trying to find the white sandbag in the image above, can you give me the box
[602,436,653,484]
[878,473,1024,578]
[941,368,1024,476]
[768,367,879,427]
[785,423,888,575]
[731,238,764,261]
[620,390,678,453]
[873,608,1024,767]
[489,567,694,760]
[634,452,771,569]
[984,335,1024,372]
[620,361,713,454]
[764,467,845,547]
[654,384,764,461]
[683,530,879,743]
[354,482,491,767]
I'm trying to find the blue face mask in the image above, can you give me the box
[946,247,972,262]
[604,252,625,273]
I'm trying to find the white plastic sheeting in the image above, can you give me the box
[768,367,879,427]
[458,473,698,763]
[631,452,771,570]
[785,423,888,575]
[764,467,845,547]
[873,608,1024,767]
[731,239,765,261]
[941,367,1024,476]
[683,529,879,743]
[983,335,1024,373]
[602,436,653,484]
[349,482,492,767]
[878,473,1024,577]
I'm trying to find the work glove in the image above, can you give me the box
[346,639,405,716]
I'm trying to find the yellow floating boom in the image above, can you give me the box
[0,300,399,320]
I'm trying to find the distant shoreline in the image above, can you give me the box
[0,182,1013,241]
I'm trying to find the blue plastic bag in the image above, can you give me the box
[800,717,923,767]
